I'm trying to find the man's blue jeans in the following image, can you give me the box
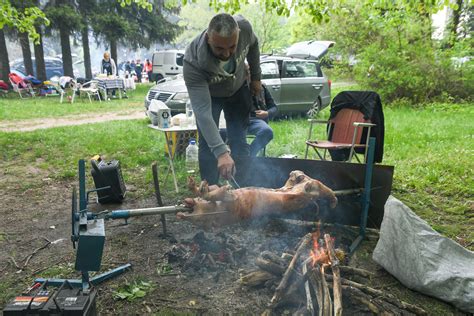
[197,83,251,185]
[248,118,273,157]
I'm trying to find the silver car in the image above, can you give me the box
[145,46,332,117]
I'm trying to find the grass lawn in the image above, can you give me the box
[0,83,151,120]
[0,83,472,247]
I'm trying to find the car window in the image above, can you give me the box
[260,61,279,79]
[302,62,322,77]
[283,60,322,78]
[176,53,184,66]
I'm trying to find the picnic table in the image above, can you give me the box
[94,77,126,99]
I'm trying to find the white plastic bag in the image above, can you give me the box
[373,196,474,313]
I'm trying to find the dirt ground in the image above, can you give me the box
[0,115,470,315]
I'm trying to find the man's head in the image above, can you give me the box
[103,52,110,61]
[206,13,239,61]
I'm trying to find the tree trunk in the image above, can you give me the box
[447,0,463,47]
[19,32,34,76]
[0,28,10,83]
[81,26,92,78]
[59,28,74,77]
[33,26,47,81]
[110,39,118,75]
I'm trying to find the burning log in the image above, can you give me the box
[324,234,342,316]
[302,263,315,316]
[177,171,338,224]
[270,233,312,307]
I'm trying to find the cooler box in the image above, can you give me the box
[148,100,171,128]
[165,131,198,157]
[90,159,126,204]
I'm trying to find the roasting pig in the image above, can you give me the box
[177,170,337,225]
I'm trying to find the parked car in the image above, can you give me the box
[144,55,331,117]
[10,57,81,79]
[10,57,64,80]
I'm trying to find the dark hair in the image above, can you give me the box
[208,13,238,37]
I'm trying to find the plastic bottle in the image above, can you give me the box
[185,100,194,127]
[185,139,199,174]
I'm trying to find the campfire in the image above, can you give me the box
[238,225,428,315]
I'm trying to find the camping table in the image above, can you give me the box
[148,124,198,193]
[148,119,225,193]
[95,78,125,99]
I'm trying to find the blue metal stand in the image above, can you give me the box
[349,137,376,254]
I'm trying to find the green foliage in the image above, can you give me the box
[0,0,49,42]
[352,11,473,103]
[113,280,154,301]
[45,5,83,33]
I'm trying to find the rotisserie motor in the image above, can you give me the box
[177,170,337,224]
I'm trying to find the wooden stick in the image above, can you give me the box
[306,264,324,316]
[339,265,376,278]
[240,270,275,287]
[342,285,381,314]
[324,234,342,316]
[326,275,428,315]
[302,263,315,316]
[270,233,312,306]
[320,265,332,316]
[256,257,285,276]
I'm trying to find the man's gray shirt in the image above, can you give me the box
[183,15,261,158]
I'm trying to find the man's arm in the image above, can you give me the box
[183,61,228,159]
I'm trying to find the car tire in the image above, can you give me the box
[307,97,322,118]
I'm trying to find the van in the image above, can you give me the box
[150,50,185,82]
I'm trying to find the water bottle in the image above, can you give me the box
[185,100,194,127]
[185,139,199,174]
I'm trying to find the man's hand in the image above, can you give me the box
[255,110,268,119]
[217,152,235,180]
[250,80,262,97]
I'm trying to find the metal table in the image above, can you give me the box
[148,124,198,192]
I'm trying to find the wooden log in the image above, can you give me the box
[240,270,276,287]
[326,275,428,315]
[320,265,332,316]
[261,251,289,266]
[256,257,285,276]
[306,263,323,316]
[302,263,315,316]
[270,233,312,307]
[339,265,376,278]
[341,285,381,314]
[324,234,342,316]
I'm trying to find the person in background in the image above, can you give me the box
[130,60,136,77]
[124,60,132,78]
[183,13,262,185]
[145,59,153,82]
[248,86,277,156]
[135,59,143,83]
[101,52,116,76]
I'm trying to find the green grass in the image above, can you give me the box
[0,83,152,120]
[0,85,472,247]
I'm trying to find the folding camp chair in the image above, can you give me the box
[77,80,101,103]
[8,73,35,99]
[305,108,375,163]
